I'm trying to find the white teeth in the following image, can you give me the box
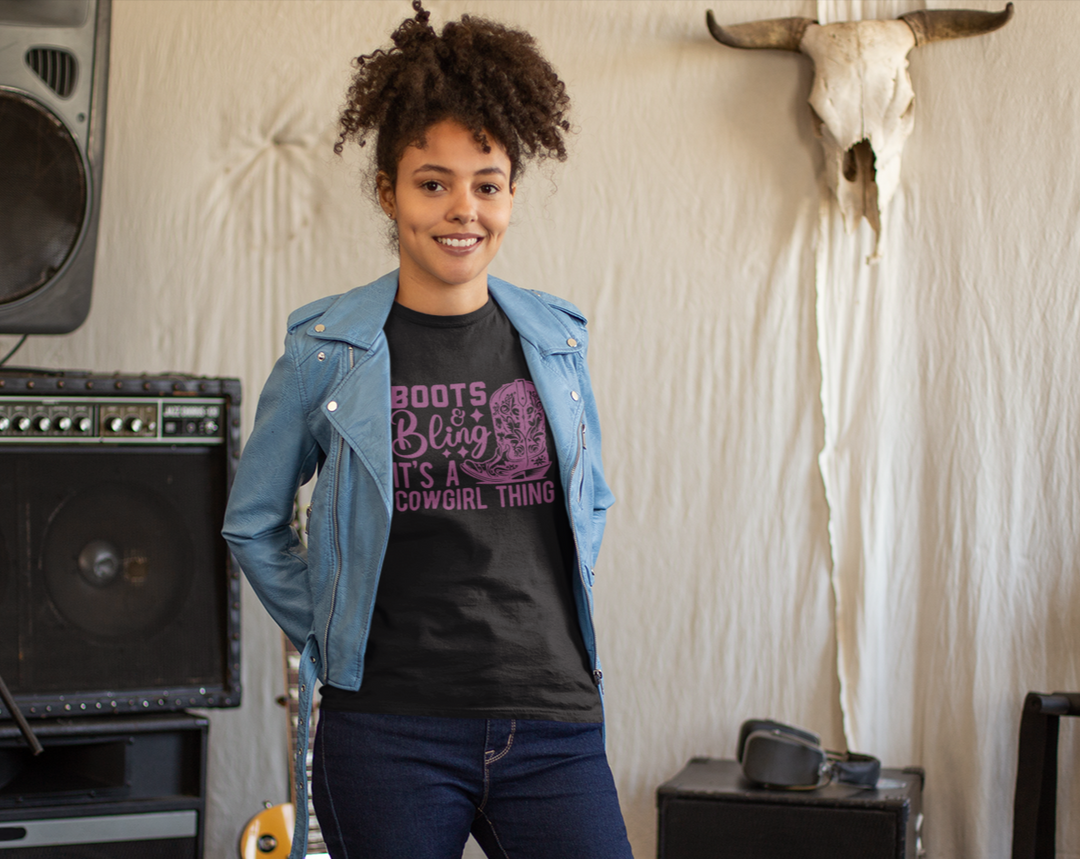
[437,237,479,248]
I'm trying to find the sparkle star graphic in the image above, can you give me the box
[471,409,484,422]
[457,446,468,457]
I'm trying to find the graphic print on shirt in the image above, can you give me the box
[391,378,555,514]
[462,379,551,483]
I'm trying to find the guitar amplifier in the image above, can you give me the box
[657,758,924,859]
[0,370,241,719]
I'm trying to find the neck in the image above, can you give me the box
[393,271,490,316]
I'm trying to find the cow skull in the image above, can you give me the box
[707,5,1013,258]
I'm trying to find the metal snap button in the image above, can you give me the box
[314,324,325,332]
[571,391,580,401]
[327,401,338,412]
[317,352,326,361]
[567,338,577,347]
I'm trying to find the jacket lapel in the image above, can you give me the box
[489,279,585,483]
[312,272,398,511]
[324,344,394,511]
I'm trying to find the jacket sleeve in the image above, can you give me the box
[222,333,322,650]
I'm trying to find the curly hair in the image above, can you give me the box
[336,0,570,188]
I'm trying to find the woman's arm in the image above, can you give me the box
[223,337,322,649]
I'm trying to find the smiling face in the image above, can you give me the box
[379,119,516,315]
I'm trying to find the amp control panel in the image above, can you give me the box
[0,397,226,444]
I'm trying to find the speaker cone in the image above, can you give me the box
[41,482,194,641]
[0,90,87,305]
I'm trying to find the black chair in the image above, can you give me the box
[1011,691,1080,859]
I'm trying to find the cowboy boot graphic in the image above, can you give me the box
[462,379,552,483]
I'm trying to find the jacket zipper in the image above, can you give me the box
[577,422,587,504]
[566,413,601,687]
[322,345,354,673]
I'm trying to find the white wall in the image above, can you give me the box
[3,1,1077,856]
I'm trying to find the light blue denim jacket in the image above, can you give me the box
[222,270,614,858]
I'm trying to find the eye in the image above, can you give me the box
[419,180,444,192]
[477,183,501,196]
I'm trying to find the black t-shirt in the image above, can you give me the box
[320,298,602,722]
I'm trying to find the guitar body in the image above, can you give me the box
[239,802,294,859]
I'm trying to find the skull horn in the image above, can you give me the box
[705,9,815,52]
[900,3,1014,47]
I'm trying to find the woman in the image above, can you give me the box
[223,3,629,857]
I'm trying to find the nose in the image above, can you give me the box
[447,189,477,225]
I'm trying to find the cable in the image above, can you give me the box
[0,334,29,366]
[0,672,43,755]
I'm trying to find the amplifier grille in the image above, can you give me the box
[662,798,897,859]
[0,91,86,304]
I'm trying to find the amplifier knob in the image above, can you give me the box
[0,416,9,432]
[33,415,51,432]
[126,416,144,433]
[107,416,124,433]
[14,415,30,432]
[204,419,219,434]
[76,416,93,433]
[57,416,73,432]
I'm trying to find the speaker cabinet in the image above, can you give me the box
[657,758,924,859]
[0,0,111,334]
[0,712,207,858]
[0,370,241,720]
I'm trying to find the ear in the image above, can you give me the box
[376,172,396,219]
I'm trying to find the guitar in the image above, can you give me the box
[239,801,294,858]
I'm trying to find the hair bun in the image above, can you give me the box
[391,0,435,49]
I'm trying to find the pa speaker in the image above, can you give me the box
[0,0,111,334]
[0,712,207,858]
[657,758,924,859]
[0,370,242,719]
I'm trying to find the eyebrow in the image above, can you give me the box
[411,164,508,178]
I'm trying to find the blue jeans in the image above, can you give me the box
[311,711,634,859]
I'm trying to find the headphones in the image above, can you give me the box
[737,719,881,790]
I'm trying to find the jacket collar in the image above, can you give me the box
[305,270,580,356]
[304,270,399,350]
[488,276,582,357]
